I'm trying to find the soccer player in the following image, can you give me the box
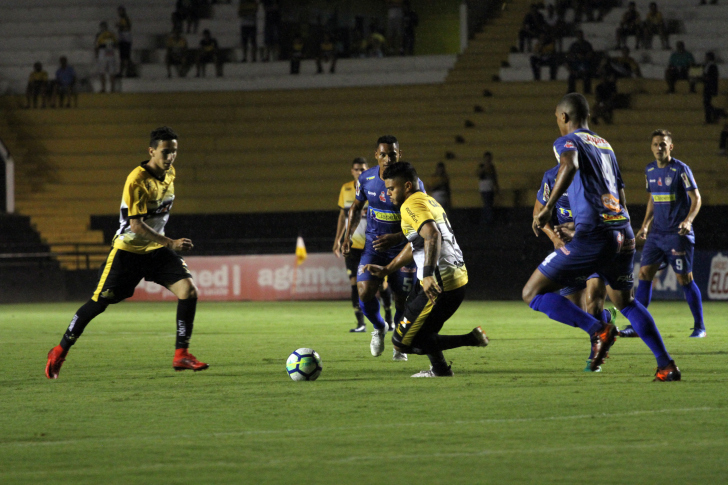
[333,157,394,332]
[366,162,489,377]
[342,135,424,361]
[45,127,208,379]
[533,164,617,372]
[622,130,705,338]
[523,93,680,382]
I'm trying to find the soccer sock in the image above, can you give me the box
[60,299,108,350]
[434,333,478,351]
[359,297,386,330]
[601,309,612,323]
[350,285,359,309]
[681,281,705,329]
[426,351,450,374]
[529,293,602,335]
[635,280,653,308]
[355,310,365,327]
[393,307,404,327]
[176,298,197,349]
[380,285,392,310]
[620,301,671,368]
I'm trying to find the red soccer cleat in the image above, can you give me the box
[590,323,618,372]
[173,348,209,372]
[654,360,681,382]
[45,345,68,379]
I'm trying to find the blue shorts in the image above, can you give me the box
[559,273,601,297]
[641,232,694,275]
[357,245,417,296]
[539,227,636,292]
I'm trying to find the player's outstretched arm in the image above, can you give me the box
[333,208,347,258]
[342,198,364,256]
[129,218,193,252]
[365,244,414,279]
[372,232,406,251]
[637,196,654,240]
[419,221,443,303]
[679,188,702,235]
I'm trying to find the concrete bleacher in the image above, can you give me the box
[500,0,728,82]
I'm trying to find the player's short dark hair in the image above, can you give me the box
[149,126,178,148]
[376,135,398,147]
[352,157,367,166]
[382,161,418,185]
[557,93,590,124]
[651,129,672,141]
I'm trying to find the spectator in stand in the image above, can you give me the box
[429,162,451,212]
[665,41,696,93]
[386,0,404,55]
[702,52,723,124]
[264,0,281,61]
[290,34,303,74]
[566,30,594,94]
[543,4,565,52]
[95,21,118,93]
[530,32,559,81]
[51,56,76,108]
[255,0,267,62]
[615,2,642,50]
[239,0,257,62]
[402,0,418,56]
[25,62,49,109]
[477,152,499,226]
[196,29,222,77]
[116,6,132,78]
[611,46,642,78]
[591,73,618,125]
[643,2,669,50]
[368,27,387,58]
[165,26,189,78]
[316,33,337,74]
[519,4,546,53]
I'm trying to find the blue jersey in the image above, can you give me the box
[355,166,426,248]
[537,164,573,226]
[645,158,697,235]
[553,129,629,233]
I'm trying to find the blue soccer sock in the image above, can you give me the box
[359,298,386,331]
[681,281,705,330]
[600,309,612,323]
[620,301,671,368]
[635,280,653,308]
[529,293,603,335]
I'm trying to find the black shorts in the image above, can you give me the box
[392,280,466,353]
[91,247,191,303]
[345,248,363,279]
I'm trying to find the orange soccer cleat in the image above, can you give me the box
[590,323,618,372]
[654,360,681,382]
[173,348,209,372]
[45,345,68,379]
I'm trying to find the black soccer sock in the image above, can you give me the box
[60,299,109,350]
[427,351,450,374]
[434,333,478,351]
[355,310,365,327]
[350,285,359,309]
[176,298,197,349]
[380,285,392,309]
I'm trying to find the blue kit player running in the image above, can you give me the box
[522,93,681,382]
[534,164,617,372]
[624,129,705,338]
[342,135,425,360]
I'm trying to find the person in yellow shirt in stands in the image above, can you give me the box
[25,62,49,109]
[366,162,489,377]
[95,21,118,93]
[166,26,190,78]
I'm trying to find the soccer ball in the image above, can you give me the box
[286,348,323,381]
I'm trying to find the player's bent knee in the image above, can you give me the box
[357,282,378,301]
[676,272,693,285]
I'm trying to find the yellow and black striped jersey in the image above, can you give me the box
[113,162,175,254]
[338,180,367,250]
[400,191,468,291]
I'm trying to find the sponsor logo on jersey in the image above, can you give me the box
[370,209,401,222]
[576,132,612,150]
[602,214,628,223]
[557,207,573,218]
[357,264,366,275]
[543,183,551,201]
[406,207,419,223]
[616,274,634,283]
[647,167,655,171]
[665,176,672,186]
[649,179,656,183]
[681,172,692,188]
[564,141,575,149]
[652,193,675,203]
[560,246,571,255]
[367,191,376,195]
[356,182,361,196]
[658,177,662,186]
[601,193,620,212]
[366,176,375,180]
[671,249,686,256]
[379,191,386,202]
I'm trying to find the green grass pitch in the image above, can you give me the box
[1,300,727,484]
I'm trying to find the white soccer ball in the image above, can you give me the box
[286,348,323,381]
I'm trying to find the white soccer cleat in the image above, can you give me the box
[411,366,454,378]
[370,328,386,356]
[392,349,408,361]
